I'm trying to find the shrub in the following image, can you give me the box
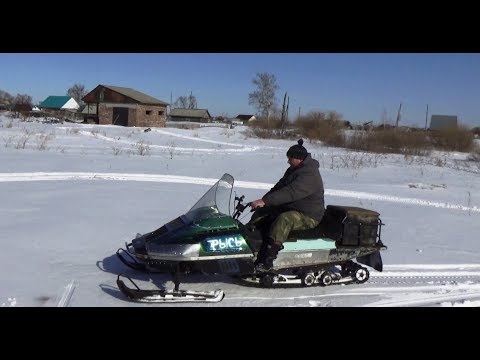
[429,126,474,152]
[344,128,431,156]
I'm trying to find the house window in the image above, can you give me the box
[146,110,152,115]
[158,111,164,115]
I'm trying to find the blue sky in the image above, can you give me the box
[1,53,479,127]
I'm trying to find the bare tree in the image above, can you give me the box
[325,111,343,122]
[174,96,188,108]
[12,94,33,120]
[188,92,197,109]
[13,94,33,106]
[174,92,197,109]
[248,72,279,121]
[0,90,14,108]
[67,83,88,105]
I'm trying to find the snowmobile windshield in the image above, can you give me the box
[184,173,234,222]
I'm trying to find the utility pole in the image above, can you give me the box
[286,95,289,123]
[395,102,402,128]
[424,104,429,130]
[280,92,287,135]
[382,107,387,130]
[298,106,301,121]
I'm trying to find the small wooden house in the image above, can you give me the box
[169,108,212,122]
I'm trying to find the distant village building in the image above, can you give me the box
[430,115,458,130]
[40,96,80,111]
[169,108,212,122]
[235,114,256,124]
[39,96,80,121]
[82,85,168,127]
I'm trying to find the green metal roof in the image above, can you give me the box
[40,96,71,109]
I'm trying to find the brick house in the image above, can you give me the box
[82,85,168,127]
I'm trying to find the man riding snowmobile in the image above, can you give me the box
[248,139,325,273]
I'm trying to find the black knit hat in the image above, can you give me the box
[286,139,307,160]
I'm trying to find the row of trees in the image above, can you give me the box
[166,74,281,119]
[0,84,89,109]
[174,92,197,109]
[0,90,33,107]
[171,74,287,122]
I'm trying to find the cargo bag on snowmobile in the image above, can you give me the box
[321,205,381,246]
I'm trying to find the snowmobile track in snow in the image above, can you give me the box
[227,266,480,307]
[368,274,480,286]
[1,172,479,213]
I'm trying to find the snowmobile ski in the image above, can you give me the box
[117,274,225,303]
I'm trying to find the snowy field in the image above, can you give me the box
[1,114,480,307]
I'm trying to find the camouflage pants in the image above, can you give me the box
[249,208,319,244]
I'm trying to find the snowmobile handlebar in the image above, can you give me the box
[233,195,252,219]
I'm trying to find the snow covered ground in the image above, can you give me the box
[1,114,480,307]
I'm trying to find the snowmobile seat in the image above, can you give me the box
[287,220,330,242]
[287,205,382,246]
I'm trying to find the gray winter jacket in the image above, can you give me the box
[262,154,325,222]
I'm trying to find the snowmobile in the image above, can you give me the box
[116,173,387,303]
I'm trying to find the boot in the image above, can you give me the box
[255,241,284,273]
[254,241,269,267]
